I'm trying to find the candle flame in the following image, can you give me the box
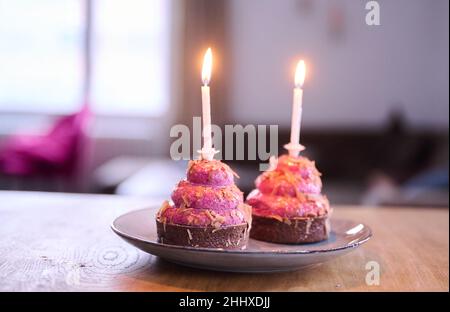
[295,60,306,88]
[202,48,212,86]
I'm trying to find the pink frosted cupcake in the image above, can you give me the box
[246,155,331,244]
[156,159,252,249]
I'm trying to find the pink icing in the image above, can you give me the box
[157,159,251,228]
[247,190,329,219]
[246,154,330,219]
[257,155,322,196]
[158,203,248,227]
[171,180,242,212]
[186,159,235,186]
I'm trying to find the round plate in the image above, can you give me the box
[111,207,372,273]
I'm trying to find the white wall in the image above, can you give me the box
[228,0,449,130]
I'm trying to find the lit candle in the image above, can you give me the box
[285,60,306,157]
[199,48,217,160]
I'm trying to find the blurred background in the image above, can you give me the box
[0,0,448,207]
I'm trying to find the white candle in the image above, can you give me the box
[199,48,216,160]
[201,84,212,151]
[290,87,303,152]
[285,60,306,157]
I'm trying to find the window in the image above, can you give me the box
[92,0,170,116]
[0,0,171,117]
[0,0,82,114]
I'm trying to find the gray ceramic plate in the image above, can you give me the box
[112,207,372,272]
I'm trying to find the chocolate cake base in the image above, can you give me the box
[250,214,330,244]
[156,220,250,249]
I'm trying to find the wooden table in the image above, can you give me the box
[0,191,448,292]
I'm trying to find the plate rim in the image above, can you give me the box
[111,207,372,255]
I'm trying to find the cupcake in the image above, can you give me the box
[246,154,331,244]
[156,159,252,249]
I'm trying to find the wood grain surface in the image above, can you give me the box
[0,191,448,291]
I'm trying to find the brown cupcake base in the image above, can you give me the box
[250,214,330,244]
[156,219,250,249]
